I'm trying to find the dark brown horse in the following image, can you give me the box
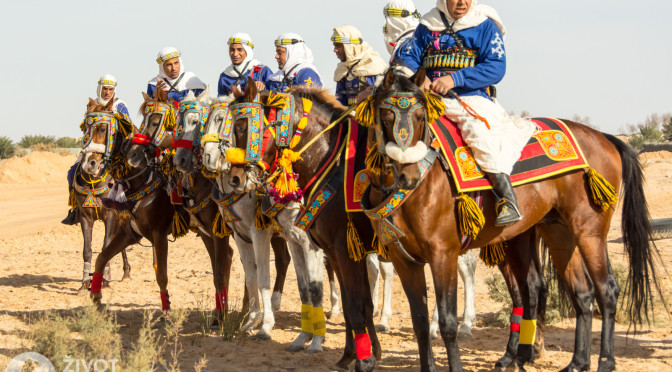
[228,81,381,370]
[362,68,661,372]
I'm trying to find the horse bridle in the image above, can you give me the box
[132,101,175,166]
[173,99,210,166]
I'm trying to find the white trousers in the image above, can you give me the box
[442,96,536,175]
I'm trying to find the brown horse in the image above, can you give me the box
[228,81,382,370]
[362,68,661,372]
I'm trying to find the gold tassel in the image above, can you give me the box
[273,149,302,199]
[456,194,485,239]
[171,211,189,239]
[424,92,446,124]
[586,168,618,211]
[255,198,270,230]
[163,106,177,130]
[265,92,290,109]
[355,95,376,127]
[224,147,249,165]
[212,213,232,238]
[346,213,366,261]
[68,188,77,208]
[373,233,389,260]
[479,241,507,267]
[365,145,385,177]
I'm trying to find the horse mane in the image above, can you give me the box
[287,87,347,114]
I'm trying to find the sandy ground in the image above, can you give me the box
[0,151,671,371]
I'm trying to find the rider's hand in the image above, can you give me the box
[254,81,266,91]
[429,75,455,96]
[421,77,432,92]
[154,79,167,98]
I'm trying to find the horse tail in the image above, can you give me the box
[603,133,665,327]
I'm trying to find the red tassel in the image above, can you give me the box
[160,290,171,310]
[90,272,103,293]
[215,289,228,311]
[355,333,372,360]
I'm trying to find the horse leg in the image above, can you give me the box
[429,248,463,372]
[303,241,326,354]
[120,249,131,281]
[270,236,290,312]
[235,236,262,333]
[393,246,435,372]
[90,228,136,308]
[366,253,381,317]
[251,227,275,340]
[79,215,94,292]
[376,260,394,332]
[457,251,477,339]
[325,258,341,319]
[331,266,357,371]
[152,232,170,312]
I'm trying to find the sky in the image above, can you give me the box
[1,0,670,141]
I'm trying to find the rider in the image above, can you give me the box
[397,0,536,226]
[147,47,206,104]
[332,25,388,106]
[218,33,273,97]
[62,74,131,225]
[267,33,323,92]
[383,0,421,75]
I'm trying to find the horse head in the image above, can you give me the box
[201,96,235,175]
[80,98,127,177]
[367,67,442,190]
[173,87,212,173]
[127,89,176,168]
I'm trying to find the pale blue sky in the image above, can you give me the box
[1,0,670,140]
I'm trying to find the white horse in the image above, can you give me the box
[200,97,329,353]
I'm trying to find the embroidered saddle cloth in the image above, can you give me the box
[429,116,589,193]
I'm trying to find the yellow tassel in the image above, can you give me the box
[171,211,189,239]
[273,149,302,199]
[255,198,270,230]
[265,92,290,109]
[79,119,86,132]
[200,133,220,145]
[68,188,77,209]
[224,147,249,165]
[365,145,385,177]
[373,233,389,260]
[212,213,232,238]
[424,92,446,124]
[346,213,366,261]
[479,241,506,267]
[288,99,313,149]
[586,168,618,211]
[355,95,376,127]
[456,194,485,239]
[163,106,177,130]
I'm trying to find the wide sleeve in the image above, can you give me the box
[450,19,506,90]
[295,69,323,88]
[147,84,156,97]
[335,78,347,106]
[115,102,131,121]
[397,24,434,73]
[253,65,273,89]
[218,72,231,97]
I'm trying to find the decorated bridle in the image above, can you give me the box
[199,100,234,168]
[81,112,119,164]
[173,99,210,153]
[131,101,176,161]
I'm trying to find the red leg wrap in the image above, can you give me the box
[215,289,228,311]
[355,333,372,360]
[90,272,103,293]
[160,291,171,310]
[510,307,524,332]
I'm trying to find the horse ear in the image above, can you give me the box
[157,87,167,102]
[197,85,210,103]
[411,67,426,88]
[244,77,257,102]
[87,97,96,111]
[142,92,151,102]
[232,85,243,99]
[382,68,396,90]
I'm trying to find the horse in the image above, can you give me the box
[71,109,131,290]
[360,67,661,372]
[194,94,329,351]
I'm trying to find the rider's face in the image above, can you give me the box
[333,43,346,62]
[100,86,115,100]
[163,57,181,79]
[445,0,471,19]
[229,44,248,65]
[275,46,287,69]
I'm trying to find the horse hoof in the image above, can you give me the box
[430,331,439,340]
[375,323,390,333]
[252,332,272,341]
[121,274,131,281]
[332,354,355,371]
[287,344,306,352]
[307,346,323,354]
[354,356,376,372]
[78,281,90,293]
[596,357,616,372]
[457,330,473,341]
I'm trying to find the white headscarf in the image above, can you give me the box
[268,33,322,83]
[148,46,206,92]
[383,0,421,55]
[223,33,262,77]
[332,25,388,82]
[421,0,506,37]
[96,74,117,105]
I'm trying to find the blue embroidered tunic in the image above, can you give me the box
[218,65,273,96]
[267,68,322,93]
[146,84,204,103]
[397,18,505,100]
[335,75,378,106]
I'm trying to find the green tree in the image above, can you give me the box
[18,135,56,148]
[55,137,81,148]
[0,136,16,159]
[662,115,672,141]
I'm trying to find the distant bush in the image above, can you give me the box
[18,134,56,148]
[0,136,16,159]
[55,136,81,148]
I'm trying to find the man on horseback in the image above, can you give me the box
[332,25,388,106]
[62,74,131,225]
[383,0,421,75]
[147,47,206,103]
[218,33,273,97]
[398,0,536,226]
[267,33,323,92]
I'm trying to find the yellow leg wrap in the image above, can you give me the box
[519,319,537,345]
[301,304,314,333]
[311,306,327,337]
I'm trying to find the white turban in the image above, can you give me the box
[422,0,506,37]
[223,32,262,77]
[332,25,388,82]
[96,74,117,105]
[148,46,205,92]
[268,33,322,83]
[383,0,421,55]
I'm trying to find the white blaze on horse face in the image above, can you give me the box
[182,112,201,140]
[385,140,428,164]
[202,109,228,172]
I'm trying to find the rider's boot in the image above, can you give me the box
[486,172,522,227]
[61,208,80,225]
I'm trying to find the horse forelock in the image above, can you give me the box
[374,73,424,105]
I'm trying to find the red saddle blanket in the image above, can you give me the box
[429,116,589,193]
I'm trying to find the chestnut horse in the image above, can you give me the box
[362,68,661,372]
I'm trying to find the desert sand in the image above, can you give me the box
[0,151,670,371]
